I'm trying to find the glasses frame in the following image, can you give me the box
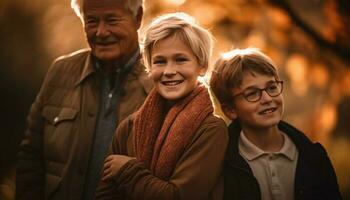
[233,80,284,103]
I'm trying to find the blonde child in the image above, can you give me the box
[96,13,228,200]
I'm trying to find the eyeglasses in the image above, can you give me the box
[233,81,283,102]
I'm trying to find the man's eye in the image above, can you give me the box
[107,18,120,24]
[85,19,98,26]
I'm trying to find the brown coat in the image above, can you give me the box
[96,113,228,200]
[16,49,152,200]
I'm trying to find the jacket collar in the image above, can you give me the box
[277,121,313,153]
[75,49,143,87]
[226,121,252,172]
[75,52,96,86]
[93,48,140,76]
[226,120,311,168]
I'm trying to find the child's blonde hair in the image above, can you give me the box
[141,12,214,72]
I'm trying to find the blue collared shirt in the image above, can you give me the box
[83,49,140,200]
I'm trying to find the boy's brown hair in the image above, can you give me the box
[210,48,280,108]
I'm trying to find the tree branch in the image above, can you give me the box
[268,0,350,63]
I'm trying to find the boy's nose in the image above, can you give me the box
[163,64,177,76]
[260,90,273,103]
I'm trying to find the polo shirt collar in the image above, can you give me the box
[278,131,298,161]
[239,130,297,161]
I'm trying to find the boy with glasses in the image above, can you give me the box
[210,48,341,200]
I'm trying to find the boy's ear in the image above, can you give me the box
[222,104,237,120]
[199,66,207,77]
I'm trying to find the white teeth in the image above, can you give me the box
[260,108,275,114]
[162,80,183,86]
[165,82,177,86]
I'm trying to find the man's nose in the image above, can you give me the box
[96,22,109,37]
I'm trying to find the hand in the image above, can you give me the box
[102,155,134,181]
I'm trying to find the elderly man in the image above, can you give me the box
[16,0,151,199]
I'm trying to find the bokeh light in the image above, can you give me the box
[1,0,349,198]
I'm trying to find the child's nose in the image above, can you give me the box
[260,90,273,103]
[163,64,177,76]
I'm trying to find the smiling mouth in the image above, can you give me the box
[161,80,184,86]
[259,108,277,115]
[96,41,117,46]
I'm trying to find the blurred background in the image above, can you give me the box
[0,0,349,199]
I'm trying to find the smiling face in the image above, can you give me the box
[224,72,284,131]
[83,0,142,62]
[149,35,206,101]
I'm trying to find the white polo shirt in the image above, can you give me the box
[239,131,299,200]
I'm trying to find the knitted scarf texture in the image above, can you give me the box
[134,86,213,180]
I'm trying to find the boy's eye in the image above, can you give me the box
[152,59,166,65]
[244,89,260,99]
[175,57,188,63]
[267,85,277,91]
[266,83,280,94]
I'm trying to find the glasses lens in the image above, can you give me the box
[241,81,283,102]
[266,82,282,96]
[244,89,261,102]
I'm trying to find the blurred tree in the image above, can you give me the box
[268,0,350,64]
[0,0,46,178]
[1,0,349,199]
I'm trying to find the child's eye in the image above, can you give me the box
[175,57,188,63]
[266,83,279,94]
[152,59,166,65]
[267,84,278,91]
[244,89,260,99]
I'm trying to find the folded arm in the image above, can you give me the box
[96,118,228,200]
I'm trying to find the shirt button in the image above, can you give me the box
[54,117,59,123]
[108,93,113,98]
[269,154,277,160]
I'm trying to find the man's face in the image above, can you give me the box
[83,0,142,62]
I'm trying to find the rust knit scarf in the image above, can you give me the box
[134,85,213,180]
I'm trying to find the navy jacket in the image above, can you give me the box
[223,120,342,200]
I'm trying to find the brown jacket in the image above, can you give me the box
[96,114,228,200]
[16,49,152,200]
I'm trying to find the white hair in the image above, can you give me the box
[71,0,143,22]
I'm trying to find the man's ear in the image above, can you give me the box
[222,104,237,120]
[135,7,143,29]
